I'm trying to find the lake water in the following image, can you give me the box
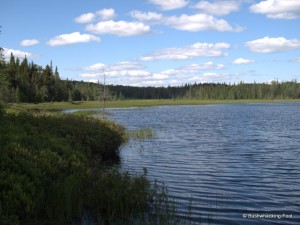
[106,103,300,225]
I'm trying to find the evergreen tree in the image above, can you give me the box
[68,89,73,102]
[0,48,10,104]
[15,86,21,102]
[8,53,16,87]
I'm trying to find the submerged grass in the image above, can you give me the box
[0,107,181,225]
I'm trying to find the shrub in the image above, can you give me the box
[0,110,125,224]
[0,109,177,225]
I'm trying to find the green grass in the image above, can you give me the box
[12,98,300,111]
[72,109,103,116]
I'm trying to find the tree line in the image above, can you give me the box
[0,52,106,103]
[0,51,299,104]
[109,81,300,100]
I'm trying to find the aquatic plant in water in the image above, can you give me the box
[127,128,155,140]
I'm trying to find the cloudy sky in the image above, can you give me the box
[1,0,300,86]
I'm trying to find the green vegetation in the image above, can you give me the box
[0,108,178,225]
[127,128,156,140]
[71,109,103,116]
[12,98,300,112]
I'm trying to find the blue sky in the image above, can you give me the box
[1,0,300,86]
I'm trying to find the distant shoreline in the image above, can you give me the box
[12,99,300,111]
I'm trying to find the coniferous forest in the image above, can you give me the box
[0,51,299,105]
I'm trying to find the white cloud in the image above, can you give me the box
[148,0,188,11]
[109,61,145,71]
[202,72,232,81]
[96,8,116,21]
[158,69,181,76]
[83,61,145,71]
[180,61,225,71]
[194,0,241,16]
[289,58,300,63]
[158,62,225,77]
[141,62,226,86]
[112,70,150,77]
[120,70,150,77]
[245,37,300,53]
[80,70,150,78]
[79,60,227,87]
[130,11,163,23]
[74,13,96,23]
[86,79,99,83]
[20,39,39,47]
[47,32,100,46]
[80,61,149,79]
[75,8,116,24]
[250,0,300,19]
[232,57,255,64]
[140,42,230,61]
[151,74,170,79]
[86,20,150,36]
[3,48,36,60]
[203,72,222,78]
[80,73,101,78]
[84,63,106,71]
[132,80,165,87]
[131,11,241,32]
[165,13,241,32]
[188,72,233,83]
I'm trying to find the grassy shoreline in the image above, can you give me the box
[0,108,179,225]
[12,98,300,111]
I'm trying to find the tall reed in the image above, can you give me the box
[127,128,155,140]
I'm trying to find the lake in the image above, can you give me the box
[106,103,300,225]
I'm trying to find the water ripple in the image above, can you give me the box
[109,103,300,225]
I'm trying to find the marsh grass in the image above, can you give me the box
[70,109,113,117]
[72,110,101,116]
[82,168,183,225]
[127,128,155,140]
[12,98,300,111]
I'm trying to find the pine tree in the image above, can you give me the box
[8,53,17,89]
[15,86,21,102]
[68,90,73,102]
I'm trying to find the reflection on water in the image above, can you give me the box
[107,103,300,225]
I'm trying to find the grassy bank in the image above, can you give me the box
[12,98,300,111]
[0,107,177,225]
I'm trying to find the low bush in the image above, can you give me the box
[0,109,176,225]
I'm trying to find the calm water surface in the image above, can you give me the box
[106,103,300,225]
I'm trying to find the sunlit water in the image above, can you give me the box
[105,103,300,225]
